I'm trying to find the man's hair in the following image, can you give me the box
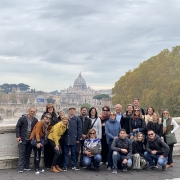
[134,98,139,101]
[119,129,126,133]
[147,129,155,134]
[81,107,87,111]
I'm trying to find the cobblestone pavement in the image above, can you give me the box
[1,156,180,180]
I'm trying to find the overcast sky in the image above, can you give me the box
[0,0,180,92]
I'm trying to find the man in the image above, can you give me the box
[144,130,170,171]
[15,107,38,173]
[63,107,82,171]
[77,107,92,167]
[121,104,133,134]
[133,98,145,115]
[115,104,123,123]
[111,129,132,173]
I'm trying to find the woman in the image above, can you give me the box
[30,113,52,174]
[147,112,163,137]
[48,115,69,172]
[83,129,102,171]
[132,132,147,170]
[89,107,102,139]
[129,106,146,138]
[105,111,120,170]
[42,103,58,169]
[99,106,110,165]
[144,107,155,125]
[161,110,179,168]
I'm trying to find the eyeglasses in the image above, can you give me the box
[103,110,109,112]
[90,133,95,134]
[148,133,154,136]
[163,113,168,115]
[110,114,116,116]
[45,116,51,119]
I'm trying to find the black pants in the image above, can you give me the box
[44,141,54,168]
[101,134,108,162]
[32,146,42,170]
[48,139,62,166]
[18,140,32,170]
[59,138,65,167]
[167,144,174,164]
[76,140,84,166]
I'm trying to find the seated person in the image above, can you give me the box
[83,129,102,171]
[111,129,132,174]
[144,130,170,171]
[132,132,147,170]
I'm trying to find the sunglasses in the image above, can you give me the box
[134,110,140,112]
[163,113,168,114]
[148,133,154,136]
[90,133,95,134]
[45,116,51,119]
[103,110,109,112]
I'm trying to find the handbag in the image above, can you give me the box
[87,145,99,155]
[31,136,48,148]
[165,133,177,145]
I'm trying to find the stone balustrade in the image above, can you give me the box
[0,118,180,169]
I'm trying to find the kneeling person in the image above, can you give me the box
[144,130,170,171]
[111,129,132,173]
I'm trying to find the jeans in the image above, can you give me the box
[64,144,76,167]
[32,146,42,170]
[49,139,62,166]
[112,151,132,169]
[44,141,54,168]
[83,154,102,169]
[107,143,113,167]
[76,140,84,165]
[144,151,167,166]
[167,144,174,164]
[18,140,32,170]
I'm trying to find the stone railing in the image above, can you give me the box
[0,118,180,169]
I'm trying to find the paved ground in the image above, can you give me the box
[1,156,180,180]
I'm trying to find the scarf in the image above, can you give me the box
[163,117,168,133]
[100,113,109,121]
[43,120,50,139]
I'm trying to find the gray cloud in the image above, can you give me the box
[0,0,180,91]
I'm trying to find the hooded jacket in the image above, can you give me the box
[146,135,170,157]
[15,114,38,143]
[105,119,121,145]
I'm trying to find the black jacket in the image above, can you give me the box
[78,115,91,135]
[132,141,145,157]
[63,115,82,145]
[146,135,170,157]
[111,137,132,159]
[129,118,146,135]
[120,113,132,134]
[147,121,163,137]
[15,115,38,143]
[41,111,58,126]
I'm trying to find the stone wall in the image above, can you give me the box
[0,119,180,169]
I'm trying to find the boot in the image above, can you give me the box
[55,165,63,172]
[51,166,60,172]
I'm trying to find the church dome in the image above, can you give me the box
[73,73,87,90]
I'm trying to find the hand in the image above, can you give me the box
[122,159,127,164]
[121,149,128,153]
[55,146,59,151]
[76,141,80,144]
[82,134,86,140]
[114,136,118,140]
[133,129,137,132]
[102,123,105,126]
[16,137,21,142]
[88,153,94,157]
[85,151,91,156]
[159,155,164,158]
[151,150,157,154]
[36,143,42,149]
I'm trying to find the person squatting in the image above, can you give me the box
[15,99,179,174]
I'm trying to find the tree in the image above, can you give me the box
[9,94,17,103]
[93,94,109,105]
[80,103,91,111]
[47,97,56,104]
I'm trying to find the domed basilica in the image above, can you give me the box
[61,73,98,106]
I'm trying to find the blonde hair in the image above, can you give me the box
[135,132,144,142]
[61,115,69,121]
[87,129,97,139]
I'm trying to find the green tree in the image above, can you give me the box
[80,103,91,111]
[47,97,56,104]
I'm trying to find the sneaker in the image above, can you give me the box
[162,166,167,171]
[107,167,112,171]
[72,166,80,170]
[35,170,40,174]
[122,167,127,172]
[39,169,45,172]
[62,167,67,171]
[112,169,117,174]
[151,166,158,170]
[24,167,31,171]
[18,170,23,173]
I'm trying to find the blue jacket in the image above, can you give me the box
[105,119,121,145]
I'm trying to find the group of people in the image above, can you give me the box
[15,98,179,175]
